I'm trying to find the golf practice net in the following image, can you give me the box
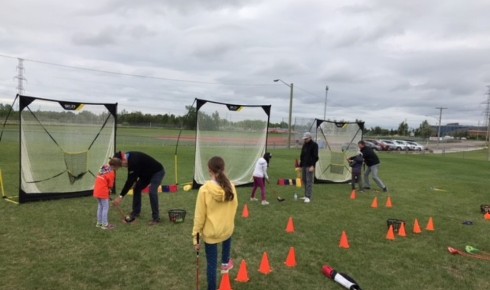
[18,95,117,203]
[192,99,270,188]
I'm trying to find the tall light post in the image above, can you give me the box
[436,107,447,145]
[274,79,294,149]
[323,85,329,120]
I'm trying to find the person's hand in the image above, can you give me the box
[194,243,200,252]
[112,196,123,207]
[266,178,270,184]
[308,166,314,173]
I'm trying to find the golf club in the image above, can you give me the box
[196,232,200,290]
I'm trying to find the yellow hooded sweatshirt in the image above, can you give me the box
[192,180,238,245]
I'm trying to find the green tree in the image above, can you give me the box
[397,121,409,136]
[416,120,432,139]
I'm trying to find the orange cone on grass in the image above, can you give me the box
[386,225,395,240]
[286,217,295,233]
[371,196,378,208]
[242,204,249,218]
[258,252,273,275]
[398,222,407,237]
[235,260,250,283]
[385,196,393,208]
[219,273,232,290]
[284,247,297,267]
[350,190,357,200]
[339,231,350,249]
[484,212,490,220]
[426,217,435,231]
[413,218,422,234]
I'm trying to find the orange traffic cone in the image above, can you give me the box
[242,204,249,218]
[235,260,250,283]
[398,222,407,237]
[339,231,350,249]
[219,273,232,290]
[484,212,490,220]
[350,190,357,200]
[371,196,378,208]
[286,217,295,233]
[426,217,435,231]
[413,218,422,234]
[258,252,273,275]
[386,225,395,240]
[385,196,393,208]
[284,247,297,267]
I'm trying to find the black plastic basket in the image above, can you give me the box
[481,204,490,214]
[387,219,406,233]
[168,209,186,223]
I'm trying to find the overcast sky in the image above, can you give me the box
[1,0,489,129]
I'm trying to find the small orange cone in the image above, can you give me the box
[286,217,295,233]
[426,217,435,231]
[385,196,393,208]
[398,222,407,237]
[258,252,273,275]
[242,204,249,218]
[484,212,490,220]
[371,196,378,208]
[386,225,395,240]
[284,247,297,267]
[350,190,357,200]
[413,218,422,234]
[235,260,250,283]
[218,273,232,290]
[339,231,350,249]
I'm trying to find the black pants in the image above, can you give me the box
[131,169,165,221]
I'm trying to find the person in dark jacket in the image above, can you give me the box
[358,141,387,192]
[347,151,364,192]
[299,132,319,203]
[112,151,165,225]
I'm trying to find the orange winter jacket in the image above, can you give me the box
[93,170,115,199]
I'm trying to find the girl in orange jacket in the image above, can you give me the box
[94,159,121,230]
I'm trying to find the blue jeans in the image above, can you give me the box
[204,237,232,290]
[364,164,386,189]
[97,198,109,225]
[132,169,165,221]
[302,167,314,198]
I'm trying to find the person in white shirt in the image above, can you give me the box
[250,152,272,205]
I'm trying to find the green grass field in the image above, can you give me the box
[1,127,489,290]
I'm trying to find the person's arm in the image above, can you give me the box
[262,160,269,180]
[192,187,207,246]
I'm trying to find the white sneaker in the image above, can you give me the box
[261,200,269,205]
[304,197,310,203]
[250,197,258,201]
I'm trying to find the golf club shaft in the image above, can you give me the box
[196,233,200,290]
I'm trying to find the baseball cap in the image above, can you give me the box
[302,132,312,140]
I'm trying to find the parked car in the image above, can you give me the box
[364,140,381,151]
[407,141,425,151]
[380,140,397,151]
[366,139,390,151]
[393,140,409,151]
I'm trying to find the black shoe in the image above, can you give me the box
[363,187,371,190]
[148,219,160,226]
[383,187,388,192]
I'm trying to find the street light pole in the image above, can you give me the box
[323,85,329,120]
[274,79,294,149]
[436,107,447,145]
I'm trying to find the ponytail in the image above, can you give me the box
[208,156,234,201]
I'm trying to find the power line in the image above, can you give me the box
[0,53,272,87]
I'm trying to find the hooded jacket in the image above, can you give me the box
[192,180,238,245]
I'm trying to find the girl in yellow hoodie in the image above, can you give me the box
[192,156,238,290]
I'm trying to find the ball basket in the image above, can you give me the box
[386,218,406,233]
[168,209,186,223]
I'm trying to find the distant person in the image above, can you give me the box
[94,159,122,230]
[112,151,165,225]
[192,156,238,290]
[299,132,319,203]
[250,152,272,205]
[347,151,364,192]
[358,140,388,192]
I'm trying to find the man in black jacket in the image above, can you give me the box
[358,141,387,192]
[299,132,319,203]
[112,151,165,225]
